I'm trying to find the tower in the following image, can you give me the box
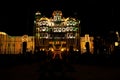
[34,11,42,52]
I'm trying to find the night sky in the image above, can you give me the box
[0,0,120,36]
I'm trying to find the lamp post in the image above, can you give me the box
[116,31,120,46]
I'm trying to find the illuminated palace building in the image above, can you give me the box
[0,10,94,54]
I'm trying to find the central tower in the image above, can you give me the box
[34,10,80,53]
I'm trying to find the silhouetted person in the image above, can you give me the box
[68,46,74,62]
[85,42,90,53]
[93,38,99,54]
[69,46,73,54]
[93,37,102,55]
[22,42,27,54]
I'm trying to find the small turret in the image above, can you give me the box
[35,11,42,21]
[52,10,62,21]
[35,11,41,16]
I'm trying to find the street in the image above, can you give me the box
[0,60,120,80]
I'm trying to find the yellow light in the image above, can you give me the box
[85,34,90,42]
[61,48,64,51]
[42,48,45,51]
[35,11,41,15]
[0,32,7,35]
[51,48,54,52]
[115,42,119,46]
[116,31,119,35]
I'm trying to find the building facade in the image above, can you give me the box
[0,10,94,54]
[0,32,34,54]
[34,10,80,53]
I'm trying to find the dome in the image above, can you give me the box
[40,17,49,21]
[35,11,41,15]
[52,10,62,16]
[0,31,7,35]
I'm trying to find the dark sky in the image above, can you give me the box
[0,0,120,36]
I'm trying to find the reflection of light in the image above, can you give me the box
[115,42,119,46]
